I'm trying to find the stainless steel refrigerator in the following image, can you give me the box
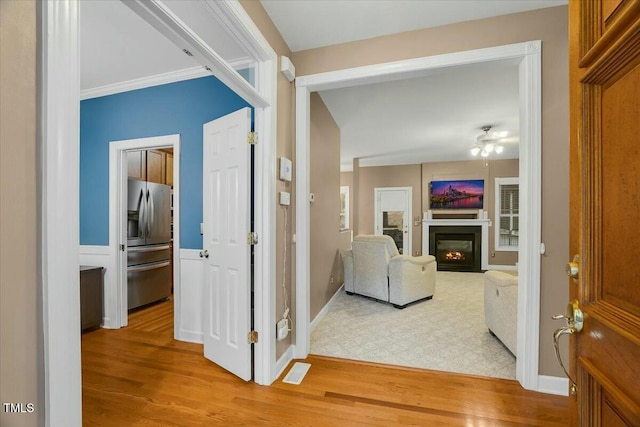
[127,179,172,309]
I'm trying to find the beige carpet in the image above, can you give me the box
[310,271,516,379]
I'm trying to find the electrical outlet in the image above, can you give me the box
[330,276,334,284]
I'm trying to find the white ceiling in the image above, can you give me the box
[80,1,565,169]
[80,0,252,91]
[259,0,567,52]
[320,60,520,170]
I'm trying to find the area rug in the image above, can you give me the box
[310,271,516,379]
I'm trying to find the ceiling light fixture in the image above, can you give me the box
[471,125,504,158]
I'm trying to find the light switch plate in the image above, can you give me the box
[279,157,292,181]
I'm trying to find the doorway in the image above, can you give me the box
[295,41,542,391]
[42,1,278,423]
[374,187,412,255]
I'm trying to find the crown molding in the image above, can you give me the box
[80,57,254,100]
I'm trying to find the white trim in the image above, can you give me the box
[537,375,569,396]
[295,41,542,392]
[108,135,180,331]
[515,42,542,391]
[80,58,256,100]
[80,66,210,100]
[295,86,311,359]
[310,285,344,332]
[123,1,268,108]
[41,1,82,425]
[275,345,294,381]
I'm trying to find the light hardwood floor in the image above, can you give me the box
[82,299,569,426]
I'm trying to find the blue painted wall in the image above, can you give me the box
[80,76,251,249]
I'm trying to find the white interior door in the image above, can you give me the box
[202,107,252,381]
[374,187,412,255]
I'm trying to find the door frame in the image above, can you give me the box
[374,187,412,255]
[109,135,181,329]
[295,41,543,391]
[40,1,277,425]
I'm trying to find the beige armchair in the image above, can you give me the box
[343,235,436,308]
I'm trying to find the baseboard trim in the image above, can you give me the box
[310,284,344,332]
[538,375,569,396]
[275,346,294,380]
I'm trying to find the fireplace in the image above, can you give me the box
[429,226,482,272]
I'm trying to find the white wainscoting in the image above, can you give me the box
[177,249,205,343]
[79,245,118,329]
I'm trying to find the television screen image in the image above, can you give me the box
[430,179,484,209]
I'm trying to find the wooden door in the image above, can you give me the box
[569,2,640,425]
[202,108,252,381]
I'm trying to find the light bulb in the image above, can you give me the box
[484,143,494,153]
[481,150,489,157]
[471,147,481,156]
[495,145,504,154]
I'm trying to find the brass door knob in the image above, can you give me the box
[566,262,579,278]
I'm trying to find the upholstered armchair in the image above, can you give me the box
[484,270,518,355]
[343,235,437,308]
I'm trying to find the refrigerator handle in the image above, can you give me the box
[138,188,145,239]
[147,189,154,237]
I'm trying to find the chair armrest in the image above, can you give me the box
[484,270,518,288]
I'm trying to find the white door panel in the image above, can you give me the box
[374,187,412,255]
[203,107,251,381]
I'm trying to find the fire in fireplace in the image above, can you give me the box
[445,251,465,261]
[429,226,482,272]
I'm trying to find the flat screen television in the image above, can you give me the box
[430,179,484,209]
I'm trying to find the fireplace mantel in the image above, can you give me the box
[422,211,491,270]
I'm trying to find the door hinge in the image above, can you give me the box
[248,330,259,344]
[247,232,259,245]
[120,244,125,252]
[248,132,257,145]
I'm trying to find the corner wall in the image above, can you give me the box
[309,93,343,319]
[0,1,42,425]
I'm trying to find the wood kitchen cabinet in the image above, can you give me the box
[146,149,166,184]
[127,149,174,186]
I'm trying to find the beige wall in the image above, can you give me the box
[309,93,343,319]
[0,1,42,426]
[239,1,295,358]
[293,6,569,377]
[422,159,519,265]
[357,165,423,256]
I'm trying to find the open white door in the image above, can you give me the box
[374,187,412,255]
[202,107,252,381]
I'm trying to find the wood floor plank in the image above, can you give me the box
[82,299,569,426]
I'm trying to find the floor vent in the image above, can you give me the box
[282,362,311,385]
